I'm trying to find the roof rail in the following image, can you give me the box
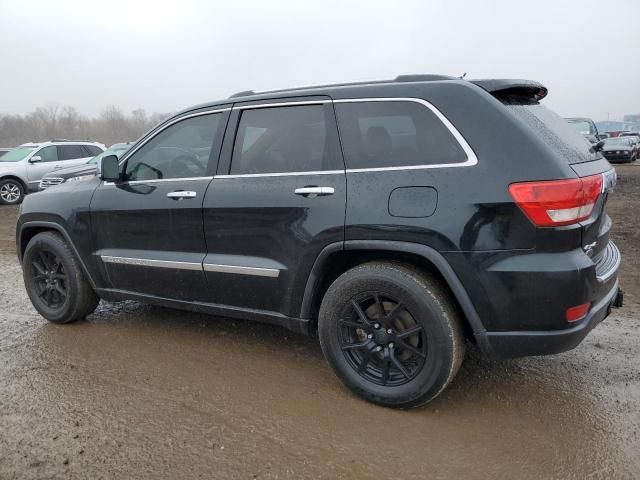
[229,90,255,99]
[394,74,456,82]
[227,74,459,99]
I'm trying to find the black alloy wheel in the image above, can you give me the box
[338,294,427,387]
[29,249,69,309]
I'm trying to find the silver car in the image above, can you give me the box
[0,140,105,204]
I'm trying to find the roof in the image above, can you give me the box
[18,140,104,148]
[172,75,549,120]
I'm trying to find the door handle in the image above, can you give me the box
[294,187,335,197]
[167,190,197,200]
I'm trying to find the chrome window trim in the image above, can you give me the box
[215,170,343,179]
[203,263,280,278]
[233,100,330,110]
[116,107,231,167]
[103,176,213,186]
[101,255,203,271]
[333,97,478,171]
[220,97,476,178]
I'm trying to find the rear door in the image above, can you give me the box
[202,98,346,317]
[90,107,230,301]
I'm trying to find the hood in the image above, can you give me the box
[44,164,97,179]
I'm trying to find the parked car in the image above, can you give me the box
[16,75,622,408]
[0,140,105,204]
[39,142,132,190]
[0,148,12,158]
[618,132,640,151]
[565,117,605,144]
[619,131,640,138]
[602,137,637,163]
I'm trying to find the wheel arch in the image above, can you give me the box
[301,240,490,351]
[18,221,97,289]
[0,175,28,193]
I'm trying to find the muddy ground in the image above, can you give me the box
[1,165,639,479]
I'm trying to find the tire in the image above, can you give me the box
[318,261,465,408]
[22,232,99,324]
[0,178,25,205]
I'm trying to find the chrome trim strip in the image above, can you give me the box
[117,108,231,166]
[334,97,478,170]
[101,255,202,271]
[214,170,343,179]
[104,176,213,186]
[203,263,280,278]
[233,100,330,110]
[597,243,621,283]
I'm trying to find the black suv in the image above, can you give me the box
[16,75,623,408]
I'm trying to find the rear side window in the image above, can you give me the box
[57,145,86,160]
[83,145,103,156]
[231,105,340,174]
[335,101,467,170]
[504,102,601,164]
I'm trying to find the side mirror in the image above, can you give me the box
[99,155,121,182]
[593,140,605,152]
[29,155,42,163]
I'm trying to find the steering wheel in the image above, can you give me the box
[168,154,206,178]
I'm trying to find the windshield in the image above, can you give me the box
[604,138,631,146]
[87,146,129,165]
[0,146,36,162]
[567,120,595,136]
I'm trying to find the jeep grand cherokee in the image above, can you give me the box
[16,75,623,408]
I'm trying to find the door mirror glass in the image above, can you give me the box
[99,155,121,181]
[29,155,42,163]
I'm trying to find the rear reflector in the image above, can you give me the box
[566,303,590,322]
[508,174,603,227]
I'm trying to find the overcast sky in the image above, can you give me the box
[0,0,638,121]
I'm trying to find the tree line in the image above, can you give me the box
[0,105,170,148]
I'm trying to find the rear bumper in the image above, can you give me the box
[483,281,623,358]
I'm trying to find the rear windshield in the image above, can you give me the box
[504,101,601,164]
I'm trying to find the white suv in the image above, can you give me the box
[0,140,105,204]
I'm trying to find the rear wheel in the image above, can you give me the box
[0,179,25,205]
[22,232,99,323]
[318,262,465,408]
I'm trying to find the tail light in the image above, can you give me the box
[508,174,603,227]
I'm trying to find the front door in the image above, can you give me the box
[90,108,230,301]
[26,145,62,189]
[203,99,346,317]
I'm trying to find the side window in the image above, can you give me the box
[230,105,340,175]
[57,145,86,160]
[125,113,222,181]
[36,146,58,162]
[83,145,103,156]
[334,101,467,169]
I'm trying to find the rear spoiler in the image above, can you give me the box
[471,79,548,101]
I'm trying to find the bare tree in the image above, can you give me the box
[0,105,170,147]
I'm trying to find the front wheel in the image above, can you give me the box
[0,179,25,205]
[22,232,99,323]
[318,262,465,408]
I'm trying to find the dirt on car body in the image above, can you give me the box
[1,164,639,479]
